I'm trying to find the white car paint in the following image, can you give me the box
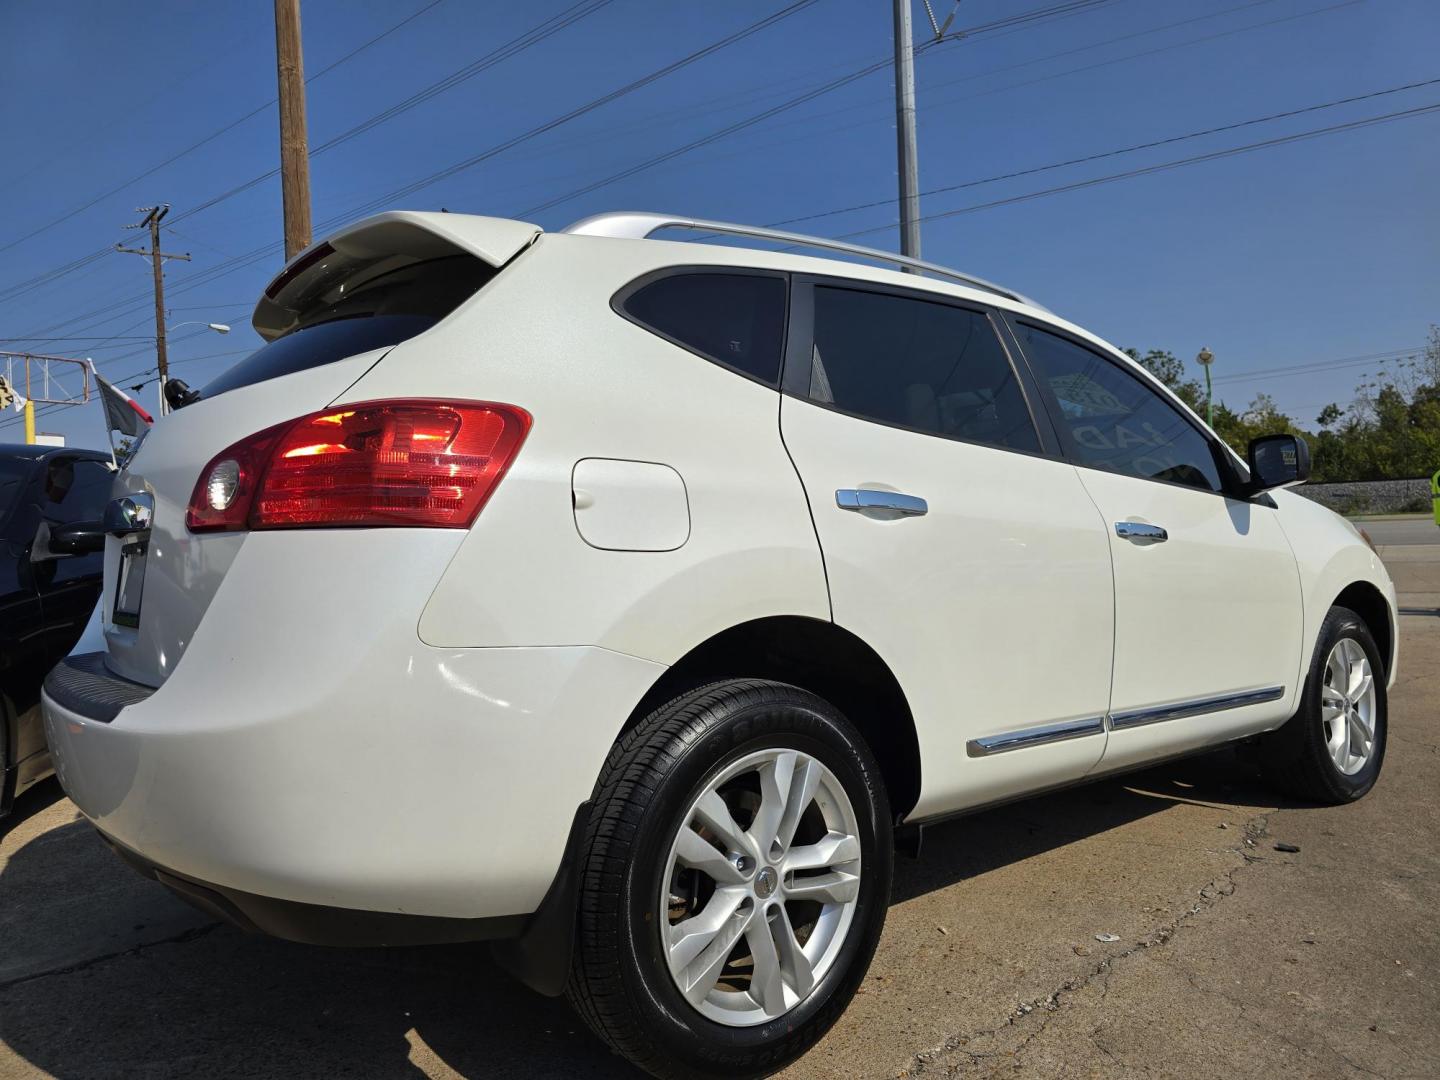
[44,210,1397,926]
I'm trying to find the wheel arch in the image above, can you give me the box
[1330,579,1396,679]
[622,616,922,820]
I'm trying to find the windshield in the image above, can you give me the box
[202,254,493,400]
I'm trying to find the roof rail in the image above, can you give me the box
[561,212,1044,309]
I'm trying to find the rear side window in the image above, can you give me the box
[203,255,493,400]
[619,271,786,386]
[42,459,112,523]
[1015,323,1223,492]
[809,286,1040,453]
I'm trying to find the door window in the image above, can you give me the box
[42,459,112,523]
[809,286,1040,452]
[1015,324,1224,493]
[620,271,787,385]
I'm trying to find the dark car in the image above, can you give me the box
[1,444,112,816]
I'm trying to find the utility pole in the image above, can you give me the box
[116,206,190,415]
[893,0,922,263]
[275,0,313,259]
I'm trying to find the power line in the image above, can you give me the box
[1210,348,1425,385]
[517,0,1121,217]
[332,0,826,219]
[768,75,1440,230]
[0,0,451,264]
[169,0,619,227]
[3,0,1095,340]
[827,99,1440,242]
[0,0,629,339]
[5,0,829,346]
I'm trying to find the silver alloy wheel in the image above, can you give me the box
[659,747,862,1027]
[1321,637,1377,775]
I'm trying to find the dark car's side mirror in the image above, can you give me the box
[1246,434,1311,494]
[40,519,107,557]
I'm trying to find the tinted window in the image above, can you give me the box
[203,255,493,400]
[1016,324,1223,492]
[622,272,786,385]
[0,458,32,522]
[809,286,1039,452]
[42,459,112,523]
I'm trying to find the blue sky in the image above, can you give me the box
[0,0,1435,450]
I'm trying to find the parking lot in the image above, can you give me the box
[2,529,1436,1080]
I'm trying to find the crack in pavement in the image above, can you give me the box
[0,922,221,994]
[904,813,1272,1077]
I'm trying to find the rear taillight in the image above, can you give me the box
[186,399,530,532]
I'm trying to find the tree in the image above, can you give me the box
[1124,326,1440,484]
[1124,348,1205,412]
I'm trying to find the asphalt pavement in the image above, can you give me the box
[2,550,1437,1079]
[1354,515,1438,547]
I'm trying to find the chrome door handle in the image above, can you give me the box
[1115,521,1167,542]
[836,489,928,516]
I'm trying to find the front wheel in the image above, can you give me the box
[1260,605,1387,804]
[567,679,892,1079]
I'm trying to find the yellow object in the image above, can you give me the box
[1432,468,1440,527]
[23,398,35,445]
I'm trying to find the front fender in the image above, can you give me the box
[1273,490,1398,689]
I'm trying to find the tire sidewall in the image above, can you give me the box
[616,689,891,1075]
[1302,609,1387,800]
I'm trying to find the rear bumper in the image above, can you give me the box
[100,830,527,946]
[42,638,663,923]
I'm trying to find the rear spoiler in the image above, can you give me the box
[252,211,541,340]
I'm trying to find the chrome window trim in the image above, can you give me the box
[966,716,1106,758]
[1109,686,1286,730]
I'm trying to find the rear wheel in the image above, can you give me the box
[567,679,892,1079]
[1260,605,1387,803]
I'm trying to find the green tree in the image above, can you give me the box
[1124,348,1205,412]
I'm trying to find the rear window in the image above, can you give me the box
[203,254,493,400]
[619,271,787,386]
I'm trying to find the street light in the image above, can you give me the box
[1196,346,1215,428]
[157,321,230,413]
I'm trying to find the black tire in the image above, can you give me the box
[567,679,892,1080]
[1260,605,1387,804]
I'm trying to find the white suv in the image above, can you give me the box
[43,210,1396,1079]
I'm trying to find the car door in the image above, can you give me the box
[778,278,1116,819]
[32,455,110,665]
[1004,318,1304,771]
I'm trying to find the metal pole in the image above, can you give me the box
[23,399,35,445]
[1205,364,1214,428]
[275,0,313,260]
[893,0,921,263]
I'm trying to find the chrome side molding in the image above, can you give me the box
[966,716,1105,758]
[966,686,1287,758]
[1109,686,1286,730]
[836,489,928,516]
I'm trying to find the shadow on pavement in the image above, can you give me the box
[0,748,1294,1079]
[0,777,64,844]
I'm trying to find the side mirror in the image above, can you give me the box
[1246,434,1311,494]
[45,519,107,557]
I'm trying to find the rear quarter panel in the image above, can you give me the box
[340,234,831,661]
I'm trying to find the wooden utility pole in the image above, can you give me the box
[275,0,313,259]
[116,206,190,415]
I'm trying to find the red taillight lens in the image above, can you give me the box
[186,400,530,532]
